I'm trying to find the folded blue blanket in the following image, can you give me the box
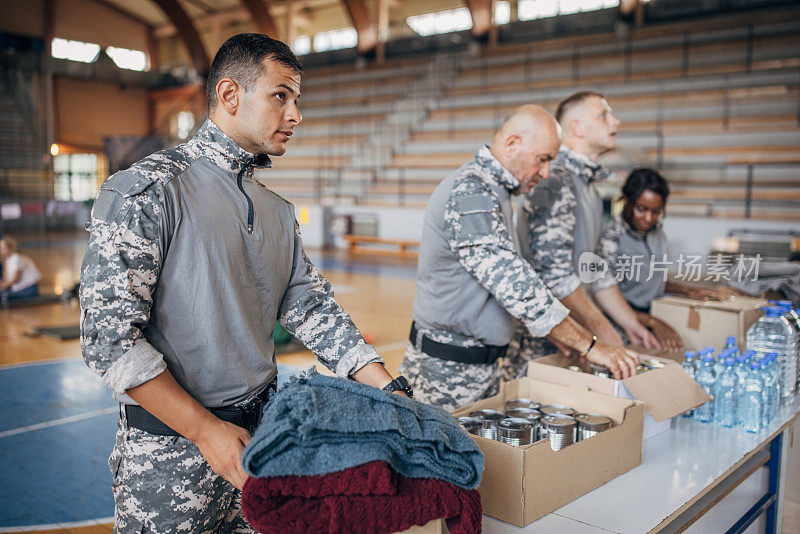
[241,371,484,489]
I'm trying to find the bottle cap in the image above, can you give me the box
[761,306,784,317]
[726,336,736,345]
[766,352,778,358]
[684,350,696,359]
[702,354,715,363]
[750,362,761,370]
[725,359,735,366]
[736,355,747,363]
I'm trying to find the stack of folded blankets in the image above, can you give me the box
[241,371,485,534]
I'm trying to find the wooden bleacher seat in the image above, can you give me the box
[343,234,419,258]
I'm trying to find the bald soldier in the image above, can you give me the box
[399,105,640,410]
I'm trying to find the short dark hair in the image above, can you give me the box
[621,167,670,224]
[206,33,303,111]
[555,91,606,123]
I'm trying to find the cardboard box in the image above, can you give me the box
[399,519,449,534]
[451,377,644,527]
[527,354,710,439]
[650,296,767,351]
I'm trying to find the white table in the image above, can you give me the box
[482,400,800,533]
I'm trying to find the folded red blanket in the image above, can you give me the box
[242,460,482,534]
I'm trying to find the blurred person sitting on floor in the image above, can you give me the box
[593,168,738,347]
[0,237,41,299]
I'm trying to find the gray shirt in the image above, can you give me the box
[518,145,610,298]
[80,119,381,407]
[413,146,568,348]
[594,215,669,311]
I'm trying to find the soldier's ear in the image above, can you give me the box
[216,78,240,115]
[568,118,584,138]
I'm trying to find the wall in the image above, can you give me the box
[0,0,45,38]
[53,0,149,52]
[56,78,149,150]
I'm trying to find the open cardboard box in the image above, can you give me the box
[399,519,449,534]
[451,377,644,527]
[527,354,709,439]
[650,296,766,351]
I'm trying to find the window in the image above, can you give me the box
[407,7,472,37]
[313,28,357,53]
[494,1,511,25]
[106,46,148,71]
[292,36,311,55]
[53,154,98,202]
[51,38,100,63]
[518,0,617,21]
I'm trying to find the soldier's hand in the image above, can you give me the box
[624,322,661,350]
[194,418,252,490]
[587,343,640,379]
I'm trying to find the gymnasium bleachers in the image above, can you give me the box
[254,8,800,220]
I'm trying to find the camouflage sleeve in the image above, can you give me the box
[522,168,581,299]
[278,220,383,377]
[445,183,570,338]
[593,221,622,292]
[79,173,168,396]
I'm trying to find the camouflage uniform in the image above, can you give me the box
[507,146,612,374]
[399,146,569,410]
[80,119,382,533]
[594,214,668,312]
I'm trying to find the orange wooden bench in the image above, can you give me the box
[343,234,419,258]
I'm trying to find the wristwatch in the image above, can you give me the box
[382,376,413,398]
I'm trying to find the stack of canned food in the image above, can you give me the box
[458,398,613,451]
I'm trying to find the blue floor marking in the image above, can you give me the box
[0,359,113,433]
[0,359,304,529]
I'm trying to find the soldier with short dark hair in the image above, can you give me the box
[399,105,640,410]
[80,34,405,532]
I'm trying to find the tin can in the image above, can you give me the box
[590,364,612,378]
[457,416,482,436]
[505,398,541,411]
[497,417,533,446]
[469,409,505,440]
[540,415,577,451]
[574,413,612,441]
[539,404,575,417]
[505,407,541,442]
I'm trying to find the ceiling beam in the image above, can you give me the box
[464,0,492,39]
[341,0,377,53]
[239,0,280,38]
[150,0,210,76]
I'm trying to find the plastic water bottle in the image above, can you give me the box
[746,307,796,405]
[771,301,800,393]
[740,362,765,433]
[694,354,716,423]
[761,353,780,425]
[714,359,738,427]
[733,355,749,426]
[725,336,740,359]
[714,349,730,378]
[680,351,697,418]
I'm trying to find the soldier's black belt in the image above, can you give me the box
[123,379,277,437]
[410,322,508,365]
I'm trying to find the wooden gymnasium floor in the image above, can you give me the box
[0,231,418,533]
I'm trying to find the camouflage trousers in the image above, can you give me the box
[502,321,559,382]
[398,342,501,411]
[109,408,255,533]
